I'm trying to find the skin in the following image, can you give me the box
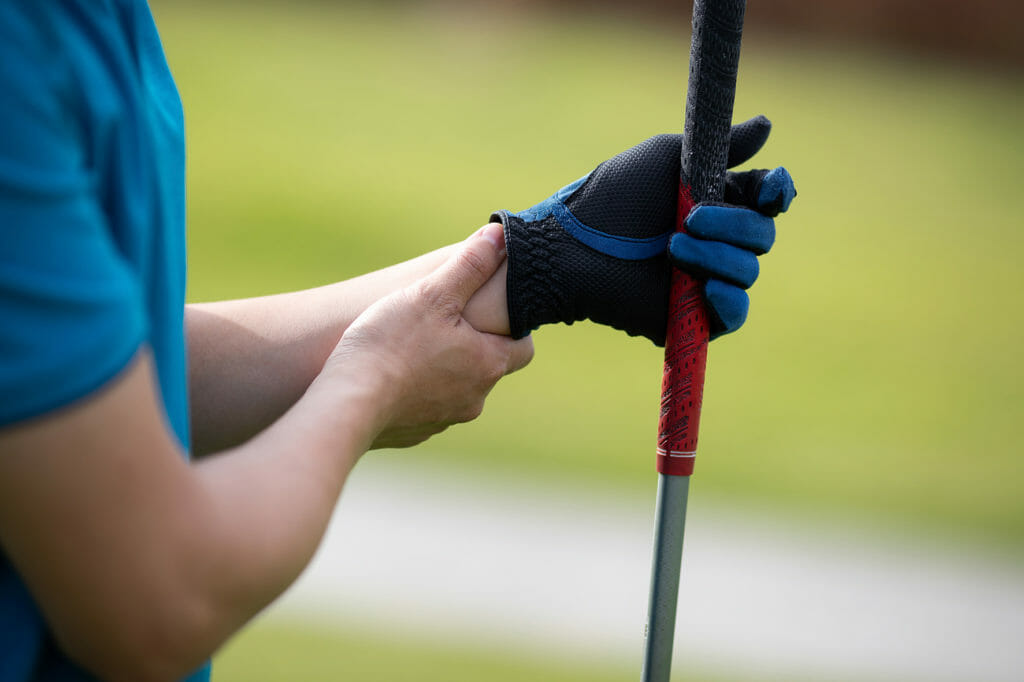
[0,223,530,682]
[187,230,511,455]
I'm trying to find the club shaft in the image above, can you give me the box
[641,473,691,682]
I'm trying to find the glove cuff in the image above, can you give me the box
[492,210,671,345]
[492,210,580,340]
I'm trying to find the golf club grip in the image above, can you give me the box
[657,0,746,477]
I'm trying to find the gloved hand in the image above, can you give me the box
[490,115,796,346]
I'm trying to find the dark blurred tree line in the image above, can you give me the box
[746,0,1020,68]
[510,0,1024,69]
[170,0,1021,69]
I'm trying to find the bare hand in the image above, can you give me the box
[321,224,533,449]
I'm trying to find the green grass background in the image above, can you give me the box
[213,618,761,682]
[151,1,1023,678]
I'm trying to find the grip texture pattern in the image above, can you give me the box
[682,0,746,204]
[657,0,747,476]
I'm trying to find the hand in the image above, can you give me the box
[322,224,534,449]
[491,116,797,345]
[671,162,795,339]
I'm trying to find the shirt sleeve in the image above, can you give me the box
[0,5,146,426]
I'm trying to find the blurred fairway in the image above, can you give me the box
[213,618,766,682]
[154,0,1023,545]
[214,619,633,682]
[150,1,1023,678]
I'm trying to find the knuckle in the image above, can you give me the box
[456,247,494,282]
[467,352,502,390]
[485,361,505,385]
[460,400,485,423]
[762,221,777,252]
[411,278,436,304]
[517,337,535,367]
[482,345,512,382]
[414,279,460,317]
[435,293,463,318]
[504,337,534,374]
[748,253,760,282]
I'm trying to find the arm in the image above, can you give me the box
[186,229,509,455]
[0,351,369,682]
[188,117,798,455]
[0,226,531,682]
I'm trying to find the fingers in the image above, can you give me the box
[685,205,775,255]
[462,259,511,336]
[669,232,760,288]
[503,335,534,374]
[723,116,797,220]
[724,166,797,217]
[757,167,797,216]
[422,223,507,309]
[727,115,772,168]
[476,333,534,382]
[704,279,749,340]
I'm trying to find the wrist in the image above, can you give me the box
[302,358,394,456]
[497,209,672,343]
[494,210,576,338]
[461,224,512,336]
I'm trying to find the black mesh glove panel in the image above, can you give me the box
[491,116,788,345]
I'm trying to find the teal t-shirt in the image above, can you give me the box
[0,2,207,680]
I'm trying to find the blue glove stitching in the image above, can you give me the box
[514,175,671,261]
[552,202,671,261]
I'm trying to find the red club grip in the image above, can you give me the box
[656,184,708,476]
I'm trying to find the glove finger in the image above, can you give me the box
[684,204,775,255]
[727,115,771,168]
[757,167,797,216]
[705,279,749,340]
[724,166,796,217]
[669,232,760,288]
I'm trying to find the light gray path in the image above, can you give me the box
[268,457,1024,682]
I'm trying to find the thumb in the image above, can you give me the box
[423,223,507,309]
[727,115,771,168]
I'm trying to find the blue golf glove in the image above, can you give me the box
[490,115,796,345]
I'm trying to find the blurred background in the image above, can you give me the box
[151,1,1023,679]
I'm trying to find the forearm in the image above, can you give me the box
[0,353,380,682]
[182,375,378,659]
[131,382,371,680]
[0,227,527,681]
[187,234,509,455]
